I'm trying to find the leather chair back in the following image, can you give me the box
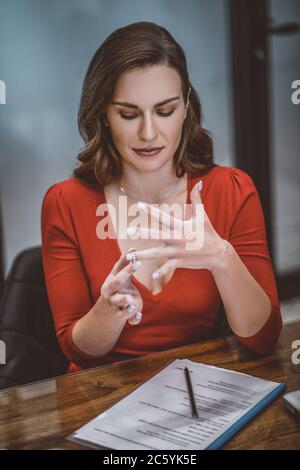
[0,247,68,390]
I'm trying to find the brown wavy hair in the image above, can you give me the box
[73,21,215,188]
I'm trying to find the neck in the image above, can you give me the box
[118,161,181,203]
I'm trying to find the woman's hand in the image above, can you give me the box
[100,248,143,325]
[126,181,228,279]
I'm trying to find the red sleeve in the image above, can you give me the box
[227,169,282,355]
[41,183,101,367]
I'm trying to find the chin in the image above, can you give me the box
[123,151,173,172]
[135,160,170,173]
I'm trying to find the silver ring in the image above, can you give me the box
[126,249,137,263]
[131,251,137,263]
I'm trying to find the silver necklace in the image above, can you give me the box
[119,176,182,204]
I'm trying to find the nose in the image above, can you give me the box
[138,113,158,142]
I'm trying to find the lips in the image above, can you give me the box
[134,147,163,151]
[133,146,164,157]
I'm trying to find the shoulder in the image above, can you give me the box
[42,177,104,209]
[189,166,261,234]
[190,165,257,199]
[42,177,99,199]
[214,165,255,188]
[191,164,254,187]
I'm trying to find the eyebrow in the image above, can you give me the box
[111,96,180,109]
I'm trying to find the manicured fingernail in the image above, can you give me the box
[127,304,135,314]
[137,201,147,211]
[131,261,142,272]
[127,226,138,236]
[152,271,160,279]
[197,180,203,192]
[135,312,142,321]
[126,252,137,261]
[126,295,134,304]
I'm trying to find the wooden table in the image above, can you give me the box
[0,322,299,450]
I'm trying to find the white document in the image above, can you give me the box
[71,359,282,450]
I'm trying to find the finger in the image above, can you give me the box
[107,276,139,298]
[191,179,203,202]
[101,259,141,298]
[152,259,178,280]
[127,311,143,325]
[110,292,134,309]
[127,226,183,244]
[190,180,211,228]
[110,293,140,321]
[117,301,141,323]
[120,276,132,291]
[190,180,203,219]
[117,284,134,294]
[126,243,177,262]
[109,259,142,293]
[137,201,182,231]
[117,279,140,294]
[111,247,137,275]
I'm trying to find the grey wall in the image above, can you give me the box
[0,0,234,275]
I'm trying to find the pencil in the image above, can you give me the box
[184,366,199,418]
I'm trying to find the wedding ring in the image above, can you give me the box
[126,249,137,263]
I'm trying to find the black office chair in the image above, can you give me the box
[0,247,68,390]
[215,302,232,338]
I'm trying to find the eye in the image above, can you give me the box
[120,113,138,120]
[157,109,175,117]
[120,108,176,120]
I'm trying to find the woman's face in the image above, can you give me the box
[106,65,188,173]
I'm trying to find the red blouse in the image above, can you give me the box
[41,165,282,372]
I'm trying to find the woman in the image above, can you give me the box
[41,21,282,373]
